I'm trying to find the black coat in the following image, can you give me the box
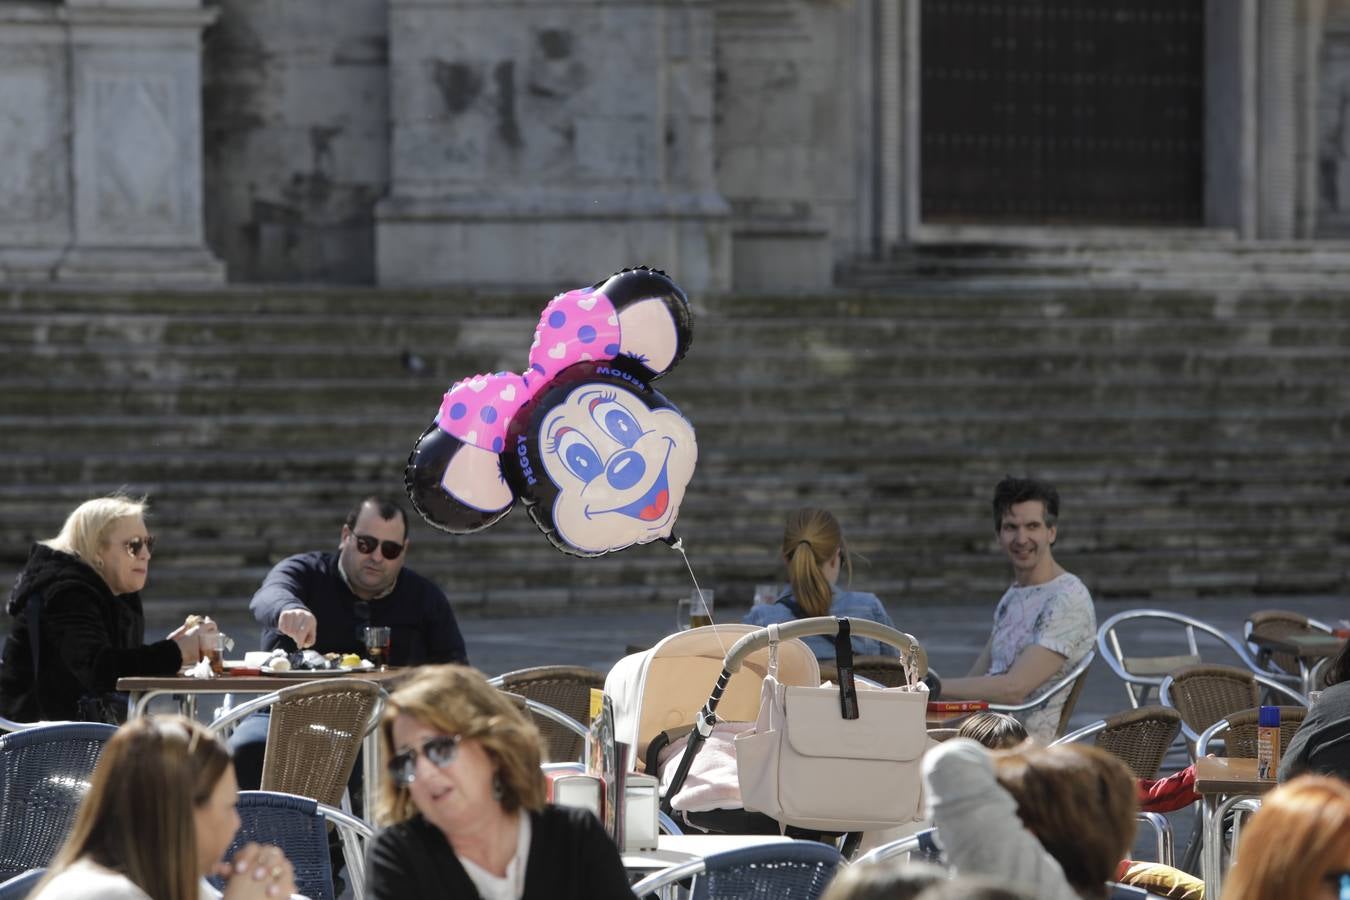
[366,805,633,900]
[0,544,181,722]
[1279,680,1350,782]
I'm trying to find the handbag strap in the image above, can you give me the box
[766,623,781,676]
[834,618,860,720]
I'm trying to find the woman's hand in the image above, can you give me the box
[168,615,220,666]
[216,842,297,900]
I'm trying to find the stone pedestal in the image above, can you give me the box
[0,0,223,284]
[376,0,729,292]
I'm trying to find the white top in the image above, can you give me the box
[29,860,152,900]
[458,813,533,900]
[987,572,1096,740]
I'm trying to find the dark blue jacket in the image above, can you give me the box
[249,551,468,666]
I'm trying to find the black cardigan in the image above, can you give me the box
[0,544,182,722]
[366,805,634,900]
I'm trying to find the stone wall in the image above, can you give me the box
[202,0,389,282]
[1319,0,1350,235]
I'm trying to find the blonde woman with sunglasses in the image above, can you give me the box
[367,665,633,900]
[0,493,215,723]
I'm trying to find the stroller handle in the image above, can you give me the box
[725,616,928,679]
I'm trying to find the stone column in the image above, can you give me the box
[376,0,729,292]
[58,0,223,283]
[0,4,69,281]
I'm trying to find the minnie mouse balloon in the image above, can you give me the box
[405,267,697,557]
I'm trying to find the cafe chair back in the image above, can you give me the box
[630,841,845,900]
[487,665,605,762]
[497,692,590,762]
[208,790,374,900]
[0,722,117,881]
[1052,705,1182,780]
[1194,705,1309,759]
[817,654,912,688]
[1098,609,1265,708]
[1159,664,1307,749]
[0,868,45,900]
[851,827,942,866]
[926,727,961,743]
[988,649,1096,738]
[1244,608,1333,684]
[208,679,385,809]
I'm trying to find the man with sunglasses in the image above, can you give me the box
[249,495,467,669]
[236,496,468,792]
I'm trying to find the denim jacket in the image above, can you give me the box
[741,585,901,660]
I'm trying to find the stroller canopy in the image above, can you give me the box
[606,623,820,768]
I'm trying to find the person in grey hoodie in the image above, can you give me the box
[922,738,1137,900]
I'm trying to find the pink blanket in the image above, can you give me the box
[656,721,754,812]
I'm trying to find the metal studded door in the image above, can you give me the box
[920,0,1204,225]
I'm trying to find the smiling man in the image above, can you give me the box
[938,477,1096,740]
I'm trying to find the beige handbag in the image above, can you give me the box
[735,621,931,832]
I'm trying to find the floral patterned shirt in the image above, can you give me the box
[986,572,1096,740]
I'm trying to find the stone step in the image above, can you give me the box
[10,283,1350,320]
[8,309,1350,349]
[7,341,1349,382]
[0,406,1342,454]
[5,374,1349,416]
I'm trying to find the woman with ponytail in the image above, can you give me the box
[742,508,900,660]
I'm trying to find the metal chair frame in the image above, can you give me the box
[1097,609,1266,708]
[0,868,44,900]
[487,665,605,763]
[988,649,1096,736]
[630,841,844,900]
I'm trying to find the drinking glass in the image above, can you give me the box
[207,632,228,675]
[364,626,392,670]
[675,597,695,632]
[689,589,714,629]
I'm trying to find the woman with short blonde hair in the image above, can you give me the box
[0,493,215,722]
[368,665,632,899]
[31,715,295,900]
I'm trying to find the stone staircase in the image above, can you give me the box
[1,281,1348,621]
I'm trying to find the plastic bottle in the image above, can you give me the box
[1257,705,1281,780]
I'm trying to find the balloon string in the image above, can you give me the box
[666,533,732,664]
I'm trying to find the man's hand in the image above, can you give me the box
[276,608,318,649]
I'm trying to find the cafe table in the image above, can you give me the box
[117,665,406,816]
[1193,756,1277,899]
[621,832,797,879]
[1245,632,1345,695]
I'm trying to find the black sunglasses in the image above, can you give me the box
[353,534,404,560]
[123,536,155,558]
[388,734,460,785]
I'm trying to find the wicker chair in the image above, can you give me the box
[631,841,845,899]
[927,727,961,743]
[1195,706,1309,758]
[0,722,117,881]
[1159,664,1306,749]
[488,665,605,762]
[817,654,913,687]
[1244,609,1332,685]
[1053,705,1183,780]
[209,679,385,809]
[1098,609,1266,708]
[207,791,373,900]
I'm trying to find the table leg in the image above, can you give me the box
[363,727,380,817]
[1200,796,1217,898]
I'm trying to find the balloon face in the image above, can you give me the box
[508,362,697,556]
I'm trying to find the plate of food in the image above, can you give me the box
[260,650,375,676]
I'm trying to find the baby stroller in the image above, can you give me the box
[606,617,929,849]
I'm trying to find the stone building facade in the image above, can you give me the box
[3,0,1349,290]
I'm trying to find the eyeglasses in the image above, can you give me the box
[388,734,460,785]
[353,534,404,560]
[123,536,155,558]
[1325,872,1350,899]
